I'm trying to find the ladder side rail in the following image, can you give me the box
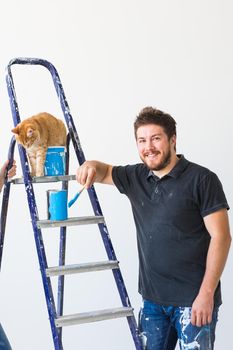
[57,134,71,343]
[6,64,63,350]
[0,137,16,269]
[90,190,143,349]
[0,183,11,270]
[6,67,21,126]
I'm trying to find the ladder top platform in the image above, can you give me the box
[10,175,76,184]
[37,215,105,228]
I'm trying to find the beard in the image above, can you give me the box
[142,149,172,171]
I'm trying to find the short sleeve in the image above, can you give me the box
[196,171,229,217]
[112,165,133,194]
[112,164,147,195]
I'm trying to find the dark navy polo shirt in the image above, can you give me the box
[112,155,229,306]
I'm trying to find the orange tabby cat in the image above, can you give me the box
[12,112,67,176]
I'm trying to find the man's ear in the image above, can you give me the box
[171,134,176,144]
[170,134,177,151]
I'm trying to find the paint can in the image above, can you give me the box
[47,189,68,221]
[44,146,66,176]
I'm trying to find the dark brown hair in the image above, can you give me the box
[134,106,177,139]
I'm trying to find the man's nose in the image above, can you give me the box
[144,140,154,150]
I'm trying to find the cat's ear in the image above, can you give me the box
[27,127,34,138]
[11,126,19,134]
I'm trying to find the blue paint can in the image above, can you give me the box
[47,189,68,221]
[44,146,66,176]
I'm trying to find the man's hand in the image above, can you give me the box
[191,291,214,327]
[76,160,113,188]
[76,161,97,188]
[0,160,17,191]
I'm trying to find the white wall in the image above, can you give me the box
[0,1,232,349]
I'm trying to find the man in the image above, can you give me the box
[0,159,16,350]
[76,107,231,349]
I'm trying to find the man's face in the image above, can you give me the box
[136,124,176,171]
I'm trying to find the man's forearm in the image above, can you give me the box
[200,209,231,295]
[199,232,231,297]
[92,161,111,183]
[191,209,231,326]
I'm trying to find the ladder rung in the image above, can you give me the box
[37,216,105,228]
[46,260,119,276]
[55,307,134,327]
[10,174,76,184]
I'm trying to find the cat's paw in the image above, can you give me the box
[36,171,44,177]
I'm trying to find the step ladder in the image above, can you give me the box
[0,57,143,350]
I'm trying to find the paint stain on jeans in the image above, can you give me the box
[179,307,201,349]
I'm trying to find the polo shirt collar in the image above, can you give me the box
[147,155,189,180]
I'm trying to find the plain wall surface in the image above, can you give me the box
[0,1,232,349]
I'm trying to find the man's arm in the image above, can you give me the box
[76,160,114,188]
[191,208,231,327]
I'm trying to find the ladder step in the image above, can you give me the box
[10,174,76,184]
[37,215,105,228]
[46,260,119,276]
[55,307,134,327]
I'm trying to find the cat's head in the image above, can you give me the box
[12,122,40,148]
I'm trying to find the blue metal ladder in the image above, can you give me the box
[0,58,143,350]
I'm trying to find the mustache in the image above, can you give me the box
[141,150,172,171]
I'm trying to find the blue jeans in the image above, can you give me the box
[0,324,11,350]
[139,299,218,350]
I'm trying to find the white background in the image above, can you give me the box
[0,1,232,349]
